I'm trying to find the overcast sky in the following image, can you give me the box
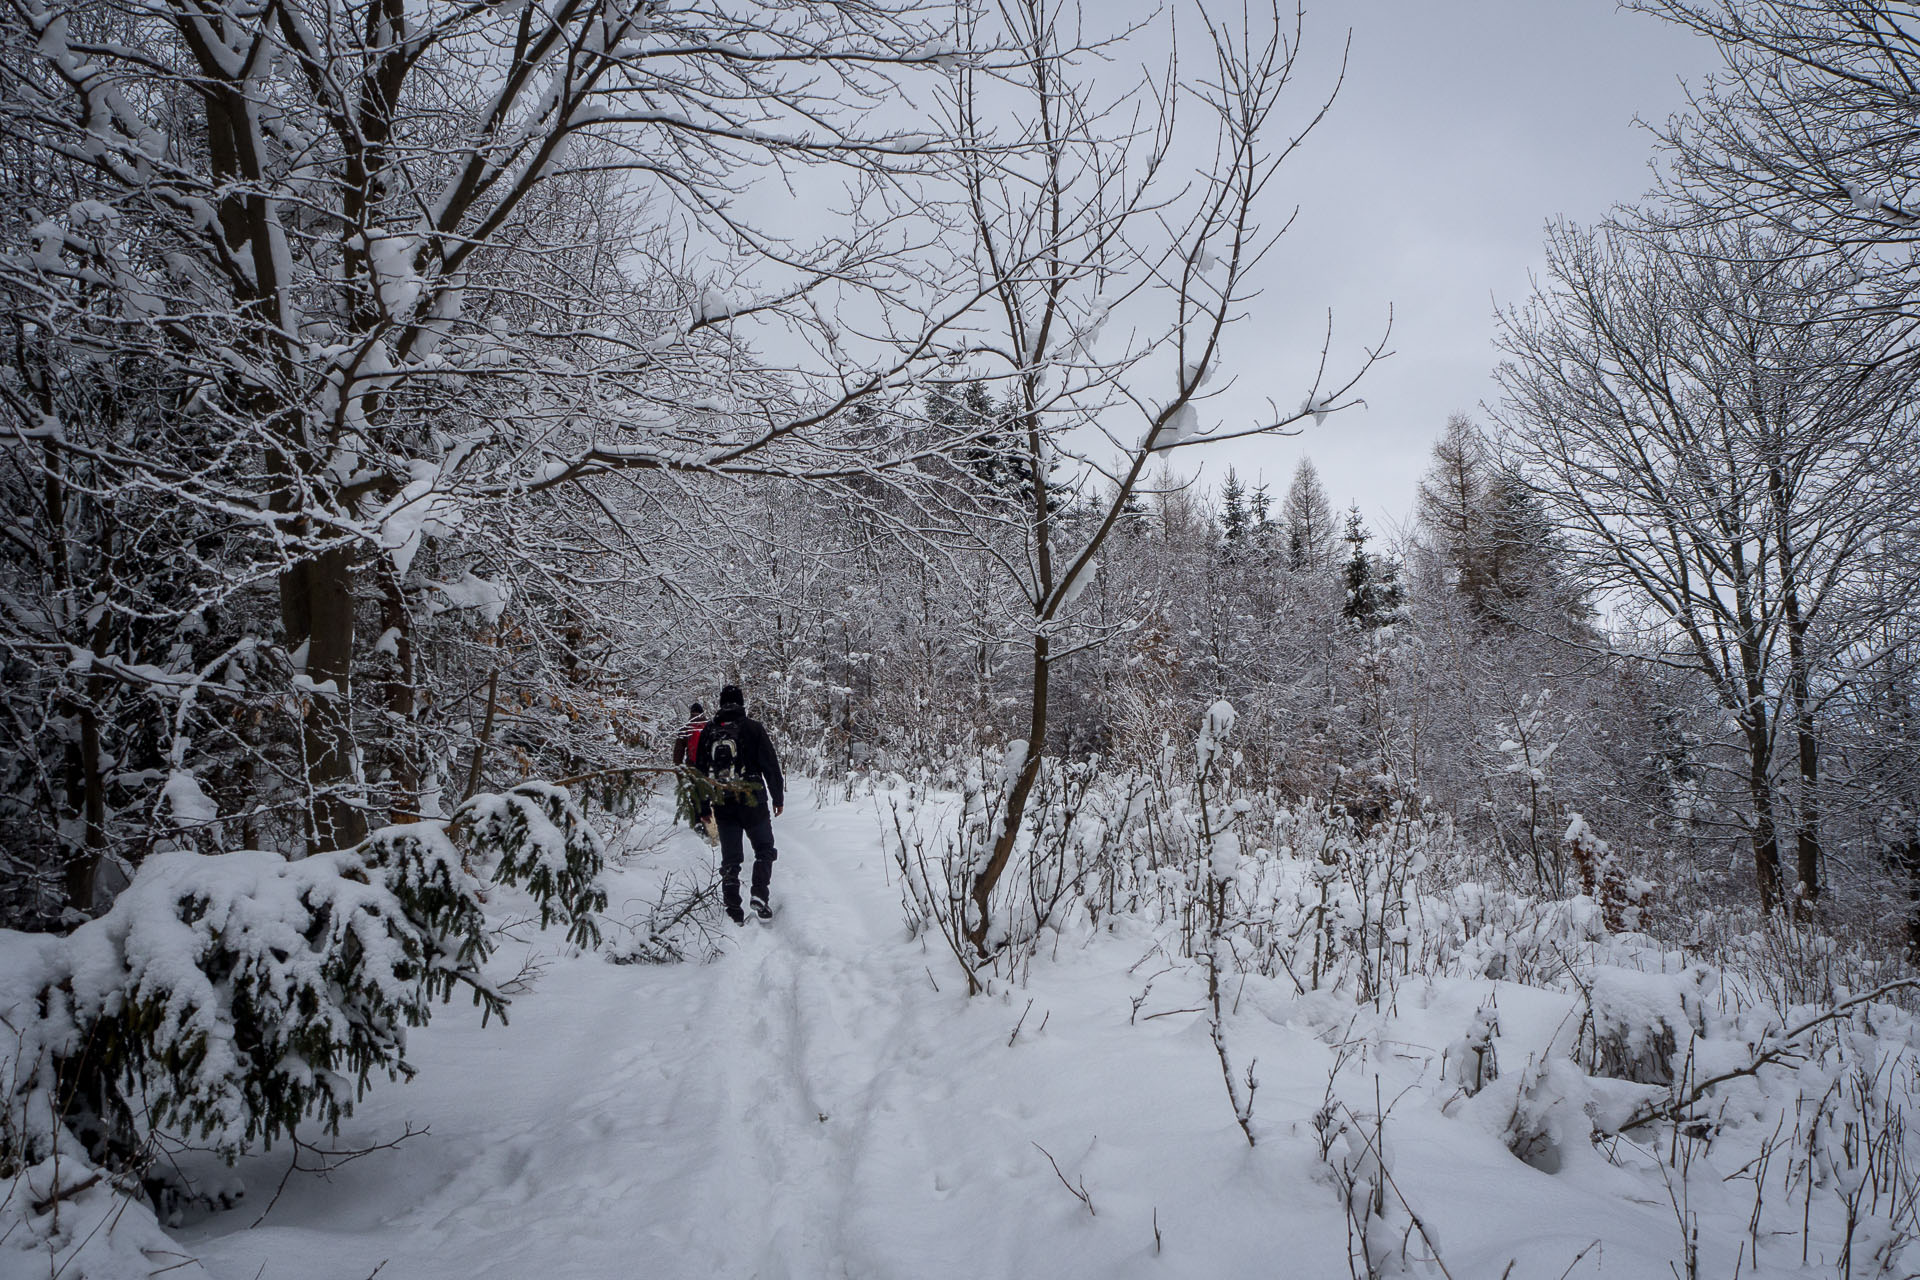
[1193,0,1720,535]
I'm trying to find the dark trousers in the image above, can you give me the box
[717,809,777,914]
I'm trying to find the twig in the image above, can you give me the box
[1554,1239,1601,1278]
[1143,1005,1206,1021]
[1617,979,1920,1132]
[1338,1101,1456,1280]
[496,950,549,996]
[1129,964,1175,1024]
[30,1172,99,1216]
[249,1125,427,1228]
[1009,998,1036,1047]
[1032,1141,1095,1217]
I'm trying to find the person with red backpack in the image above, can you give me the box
[693,684,785,923]
[671,702,712,836]
[672,702,708,768]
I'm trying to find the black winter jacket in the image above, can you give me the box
[694,706,785,812]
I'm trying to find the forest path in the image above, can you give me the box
[178,783,973,1280]
[661,789,948,1278]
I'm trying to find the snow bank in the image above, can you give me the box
[3,1155,214,1279]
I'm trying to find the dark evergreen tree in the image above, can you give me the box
[1221,469,1249,543]
[933,380,1027,499]
[1342,507,1405,628]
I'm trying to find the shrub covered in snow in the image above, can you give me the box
[1577,964,1713,1086]
[0,784,607,1180]
[877,734,1920,1273]
[1440,1002,1500,1097]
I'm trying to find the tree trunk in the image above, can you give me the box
[1790,709,1820,910]
[44,436,108,910]
[964,383,1055,961]
[1745,717,1782,916]
[379,566,420,823]
[463,669,499,803]
[1769,463,1820,908]
[967,632,1049,957]
[65,686,107,911]
[286,545,364,855]
[1731,536,1782,915]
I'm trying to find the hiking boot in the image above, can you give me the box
[727,906,746,925]
[751,899,773,921]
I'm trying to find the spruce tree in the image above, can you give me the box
[1221,469,1249,543]
[1341,506,1405,628]
[938,379,1036,501]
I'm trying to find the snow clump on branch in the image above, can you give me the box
[1197,699,1236,772]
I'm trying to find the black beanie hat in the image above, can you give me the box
[718,684,745,709]
[689,701,704,716]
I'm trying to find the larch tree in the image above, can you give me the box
[1282,456,1338,572]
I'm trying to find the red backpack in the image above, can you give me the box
[676,718,705,765]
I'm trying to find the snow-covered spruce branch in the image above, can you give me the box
[0,783,607,1173]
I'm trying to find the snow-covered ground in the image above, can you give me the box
[15,782,1894,1278]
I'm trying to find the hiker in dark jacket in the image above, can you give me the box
[694,684,786,923]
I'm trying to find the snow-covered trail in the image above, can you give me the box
[646,800,944,1278]
[178,785,1699,1280]
[181,790,1023,1280]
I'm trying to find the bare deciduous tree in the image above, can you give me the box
[927,0,1383,960]
[1631,0,1920,333]
[1497,218,1914,913]
[0,0,1060,895]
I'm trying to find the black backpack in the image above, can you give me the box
[705,718,746,785]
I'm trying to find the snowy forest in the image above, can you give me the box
[11,0,1920,1276]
